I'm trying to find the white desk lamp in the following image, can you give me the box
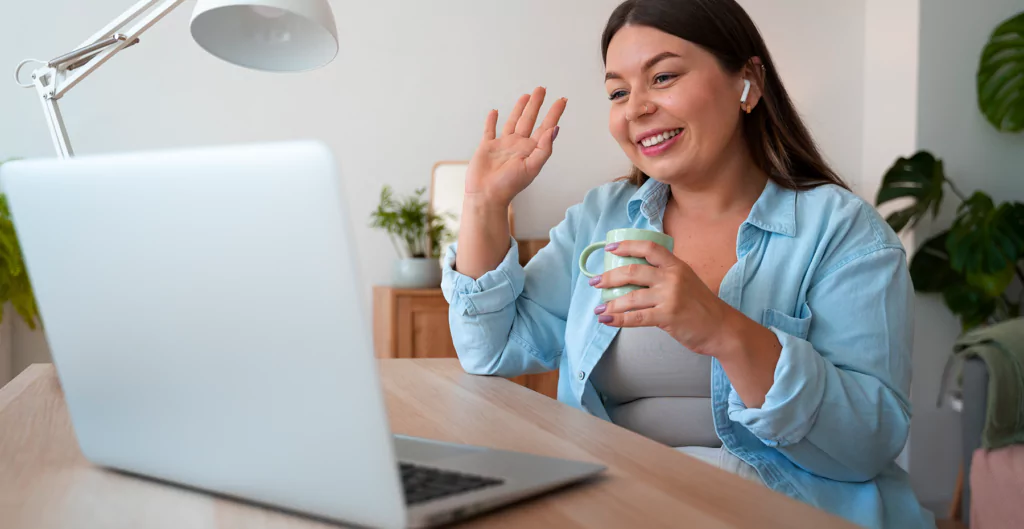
[13,0,339,158]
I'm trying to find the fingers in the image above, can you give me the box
[502,94,530,137]
[515,86,546,137]
[482,109,498,141]
[531,97,567,141]
[606,240,677,268]
[588,262,660,289]
[597,287,657,315]
[597,308,660,328]
[523,127,556,177]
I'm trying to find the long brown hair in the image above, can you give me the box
[602,0,848,191]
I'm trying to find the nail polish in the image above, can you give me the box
[605,242,619,251]
[598,315,613,324]
[552,126,560,141]
[594,304,607,314]
[588,275,602,286]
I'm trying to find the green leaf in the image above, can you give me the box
[942,283,997,331]
[977,11,1024,132]
[908,231,962,293]
[885,208,918,234]
[368,184,456,259]
[946,193,1024,275]
[875,151,945,233]
[966,265,1015,298]
[0,170,40,329]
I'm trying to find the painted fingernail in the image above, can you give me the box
[594,304,607,314]
[588,275,602,286]
[598,315,614,324]
[605,242,619,251]
[552,126,560,141]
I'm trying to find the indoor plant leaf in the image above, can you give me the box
[942,283,997,331]
[946,193,1024,274]
[908,231,962,293]
[0,187,39,329]
[875,151,945,233]
[977,11,1024,132]
[966,265,1016,298]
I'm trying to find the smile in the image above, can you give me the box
[637,128,684,156]
[639,128,683,147]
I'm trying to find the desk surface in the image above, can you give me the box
[0,360,856,528]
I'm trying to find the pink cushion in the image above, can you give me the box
[970,445,1024,529]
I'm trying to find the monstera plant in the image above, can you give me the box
[876,11,1024,331]
[0,159,40,329]
[978,12,1024,132]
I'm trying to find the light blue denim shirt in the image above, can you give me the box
[441,177,934,529]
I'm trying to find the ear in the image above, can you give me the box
[739,57,765,113]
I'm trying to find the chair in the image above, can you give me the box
[956,358,1024,528]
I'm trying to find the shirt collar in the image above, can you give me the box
[625,177,796,237]
[626,178,670,225]
[745,179,796,237]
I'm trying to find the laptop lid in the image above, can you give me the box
[1,141,407,529]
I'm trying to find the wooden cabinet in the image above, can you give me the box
[373,287,456,359]
[372,286,559,399]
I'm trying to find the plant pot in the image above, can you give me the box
[392,258,442,289]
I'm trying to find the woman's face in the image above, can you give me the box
[604,25,753,183]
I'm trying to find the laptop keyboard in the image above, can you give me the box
[399,462,505,505]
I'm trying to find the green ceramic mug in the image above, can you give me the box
[579,228,675,303]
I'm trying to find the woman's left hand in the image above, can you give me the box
[590,240,728,355]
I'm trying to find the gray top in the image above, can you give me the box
[590,326,721,448]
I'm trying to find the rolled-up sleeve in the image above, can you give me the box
[728,246,913,482]
[441,203,580,378]
[443,238,525,317]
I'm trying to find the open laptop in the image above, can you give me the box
[0,140,605,529]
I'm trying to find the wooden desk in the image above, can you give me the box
[0,361,856,529]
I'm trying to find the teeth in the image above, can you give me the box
[641,128,682,148]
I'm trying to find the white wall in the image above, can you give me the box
[0,0,871,383]
[862,0,921,473]
[910,0,1024,513]
[738,0,866,195]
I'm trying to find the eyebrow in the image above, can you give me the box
[605,51,682,81]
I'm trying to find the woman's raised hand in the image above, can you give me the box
[464,87,567,207]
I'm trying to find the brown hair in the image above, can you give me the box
[602,0,848,191]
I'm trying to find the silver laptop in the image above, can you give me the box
[0,140,605,529]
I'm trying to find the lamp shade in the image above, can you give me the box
[190,0,338,72]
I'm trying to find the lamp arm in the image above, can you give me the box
[14,0,188,158]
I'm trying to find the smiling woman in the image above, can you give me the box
[600,1,847,192]
[441,1,934,528]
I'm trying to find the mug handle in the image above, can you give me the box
[578,241,607,278]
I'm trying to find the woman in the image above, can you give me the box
[441,0,934,527]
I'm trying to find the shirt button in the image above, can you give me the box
[577,370,585,381]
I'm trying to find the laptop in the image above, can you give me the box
[0,140,605,529]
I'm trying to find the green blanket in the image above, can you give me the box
[952,318,1024,449]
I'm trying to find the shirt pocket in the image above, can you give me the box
[761,303,813,340]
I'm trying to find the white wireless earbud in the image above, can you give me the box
[740,79,751,104]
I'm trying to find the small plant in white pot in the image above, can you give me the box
[369,185,453,288]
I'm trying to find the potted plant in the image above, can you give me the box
[875,11,1024,331]
[369,184,453,288]
[0,158,42,383]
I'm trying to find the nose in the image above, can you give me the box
[626,99,653,122]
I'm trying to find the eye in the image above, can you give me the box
[608,89,628,101]
[654,73,677,84]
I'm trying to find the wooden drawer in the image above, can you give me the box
[373,285,558,399]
